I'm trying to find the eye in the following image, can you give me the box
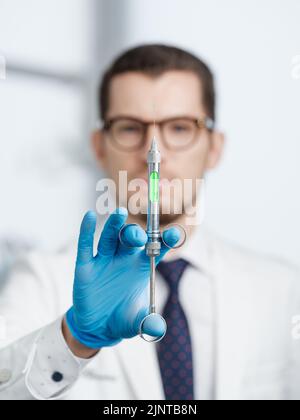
[121,124,140,132]
[169,122,192,133]
[173,125,188,131]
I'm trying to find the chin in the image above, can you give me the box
[159,212,183,226]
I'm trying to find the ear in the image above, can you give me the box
[91,130,107,170]
[205,130,225,171]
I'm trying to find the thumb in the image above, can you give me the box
[156,226,181,264]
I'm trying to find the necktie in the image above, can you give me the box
[156,258,195,400]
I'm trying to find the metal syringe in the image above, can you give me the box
[138,137,167,342]
[119,135,185,342]
[145,137,161,314]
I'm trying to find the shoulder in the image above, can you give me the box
[205,228,300,291]
[2,245,76,300]
[13,245,76,277]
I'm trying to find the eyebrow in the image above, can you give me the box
[105,114,201,123]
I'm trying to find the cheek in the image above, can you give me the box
[105,145,130,169]
[188,138,210,173]
[174,145,208,179]
[105,146,143,178]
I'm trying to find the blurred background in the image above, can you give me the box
[0,0,299,279]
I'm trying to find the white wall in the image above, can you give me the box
[0,0,92,73]
[0,0,96,256]
[0,0,299,266]
[99,0,300,265]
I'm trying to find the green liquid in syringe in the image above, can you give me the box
[150,171,159,203]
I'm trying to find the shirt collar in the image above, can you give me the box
[163,224,213,276]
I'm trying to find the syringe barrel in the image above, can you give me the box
[146,142,161,257]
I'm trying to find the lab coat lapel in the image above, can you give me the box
[116,335,165,400]
[213,241,246,400]
[179,225,244,400]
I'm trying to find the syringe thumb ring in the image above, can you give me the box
[139,313,167,343]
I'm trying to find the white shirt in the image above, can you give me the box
[156,226,215,400]
[0,217,300,400]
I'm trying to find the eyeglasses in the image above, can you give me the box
[102,116,214,152]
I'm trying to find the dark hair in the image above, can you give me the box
[99,44,216,122]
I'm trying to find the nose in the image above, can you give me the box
[141,124,166,164]
[143,123,157,149]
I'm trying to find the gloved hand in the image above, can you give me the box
[66,207,180,349]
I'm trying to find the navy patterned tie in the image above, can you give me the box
[156,258,195,400]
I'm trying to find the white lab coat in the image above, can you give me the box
[0,225,299,400]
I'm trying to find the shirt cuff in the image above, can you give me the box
[24,317,95,400]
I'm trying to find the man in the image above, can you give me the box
[0,44,299,400]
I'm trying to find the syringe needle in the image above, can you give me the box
[150,256,156,314]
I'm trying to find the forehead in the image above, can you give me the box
[107,70,204,120]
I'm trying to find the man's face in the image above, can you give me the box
[93,70,224,225]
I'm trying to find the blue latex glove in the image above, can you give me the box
[66,207,180,349]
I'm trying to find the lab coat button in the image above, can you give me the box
[51,371,63,382]
[0,369,12,384]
